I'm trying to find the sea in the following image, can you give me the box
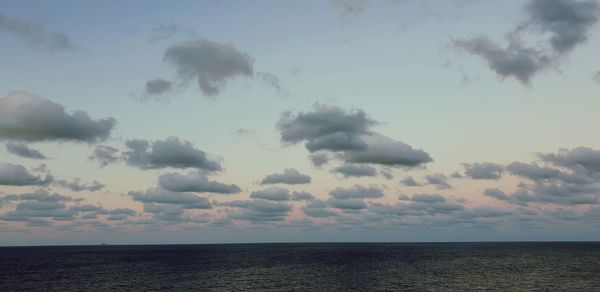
[1,242,599,291]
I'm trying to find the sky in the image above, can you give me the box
[1,0,600,246]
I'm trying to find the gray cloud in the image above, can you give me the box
[54,178,105,192]
[484,188,511,201]
[450,171,464,179]
[2,189,72,203]
[341,134,432,167]
[6,142,47,159]
[2,201,74,222]
[333,163,377,178]
[329,0,367,25]
[260,168,311,185]
[329,185,384,199]
[163,39,253,96]
[278,105,431,168]
[525,0,599,53]
[0,11,77,51]
[250,187,291,201]
[451,0,474,8]
[302,200,337,217]
[425,174,452,190]
[0,163,52,186]
[257,72,289,97]
[144,78,172,96]
[454,37,551,84]
[328,198,367,210]
[143,203,185,222]
[411,193,448,203]
[506,161,591,184]
[278,104,374,152]
[454,0,599,84]
[148,21,196,42]
[123,137,221,171]
[401,176,421,187]
[158,171,241,194]
[540,147,600,175]
[593,71,600,83]
[0,189,75,222]
[485,183,599,206]
[463,162,504,179]
[0,91,116,142]
[130,188,212,209]
[308,152,330,167]
[371,193,465,217]
[89,145,121,167]
[149,22,178,42]
[223,199,292,222]
[0,190,133,226]
[291,191,317,202]
[486,147,600,207]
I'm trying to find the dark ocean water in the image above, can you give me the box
[1,242,599,291]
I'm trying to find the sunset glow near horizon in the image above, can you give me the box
[1,0,600,245]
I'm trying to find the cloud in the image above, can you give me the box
[328,198,367,210]
[329,0,367,25]
[223,199,292,222]
[451,0,474,8]
[5,142,47,159]
[149,22,179,42]
[425,174,452,190]
[278,104,374,152]
[144,78,172,96]
[257,72,289,97]
[450,171,464,179]
[486,147,600,207]
[123,137,221,171]
[0,11,77,51]
[142,203,185,222]
[329,185,384,199]
[130,188,212,209]
[401,176,421,187]
[2,189,72,203]
[342,134,432,167]
[409,194,465,214]
[506,161,591,184]
[0,189,76,222]
[278,104,432,168]
[411,193,448,203]
[105,208,137,221]
[485,184,599,206]
[308,152,330,167]
[158,171,241,194]
[593,71,600,83]
[163,39,254,96]
[0,91,116,142]
[463,162,504,179]
[454,0,599,84]
[453,37,551,84]
[0,189,134,226]
[484,188,511,201]
[0,163,52,186]
[301,200,338,217]
[333,164,377,178]
[525,0,599,53]
[54,178,105,192]
[89,145,121,167]
[539,147,600,175]
[377,193,465,216]
[291,191,316,202]
[250,187,291,201]
[260,168,311,185]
